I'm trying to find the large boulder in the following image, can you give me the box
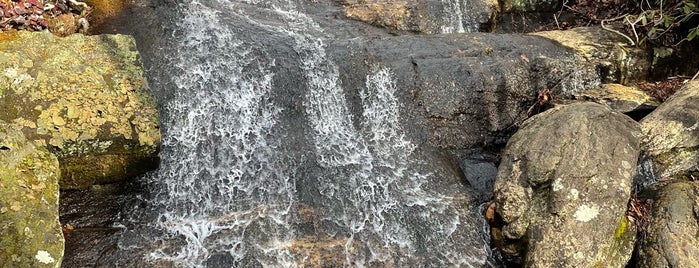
[635,181,699,268]
[640,81,699,178]
[0,30,161,189]
[0,120,64,267]
[342,0,499,33]
[492,102,640,266]
[531,27,650,84]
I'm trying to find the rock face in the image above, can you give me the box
[330,33,602,149]
[492,102,640,266]
[636,181,699,268]
[0,120,64,267]
[531,27,650,84]
[573,84,660,114]
[0,30,161,189]
[640,81,699,178]
[342,0,499,33]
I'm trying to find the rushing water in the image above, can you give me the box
[128,0,495,266]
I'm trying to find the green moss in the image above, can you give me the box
[615,216,628,239]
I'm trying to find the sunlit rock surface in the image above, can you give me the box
[0,120,63,267]
[342,0,499,33]
[531,26,650,84]
[0,30,160,189]
[573,84,660,114]
[640,81,699,178]
[492,102,639,266]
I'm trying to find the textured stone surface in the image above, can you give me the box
[573,84,660,113]
[342,0,499,33]
[492,102,640,266]
[636,181,699,268]
[0,30,160,189]
[0,120,64,267]
[640,81,699,178]
[531,27,650,84]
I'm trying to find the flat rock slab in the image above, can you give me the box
[636,181,699,268]
[0,120,64,267]
[531,27,650,84]
[640,80,699,178]
[0,30,161,189]
[493,102,640,266]
[573,84,660,114]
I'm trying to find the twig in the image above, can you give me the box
[691,70,699,81]
[601,17,636,46]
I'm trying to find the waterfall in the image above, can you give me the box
[131,0,492,266]
[441,0,466,33]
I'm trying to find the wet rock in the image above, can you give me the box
[531,26,651,84]
[492,102,640,266]
[330,33,601,149]
[635,181,699,268]
[573,84,660,114]
[0,120,64,267]
[502,0,559,12]
[0,31,161,189]
[457,149,499,201]
[640,81,699,178]
[342,0,499,33]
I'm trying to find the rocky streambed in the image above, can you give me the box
[0,0,698,267]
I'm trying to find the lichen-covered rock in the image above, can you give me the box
[531,27,650,84]
[640,81,699,179]
[342,0,499,33]
[0,120,64,267]
[573,84,660,113]
[635,180,699,268]
[502,0,559,12]
[0,30,160,189]
[492,102,640,266]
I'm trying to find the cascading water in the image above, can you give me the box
[441,0,466,33]
[127,0,495,266]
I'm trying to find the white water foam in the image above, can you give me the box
[144,1,295,266]
[142,0,490,266]
[441,0,466,33]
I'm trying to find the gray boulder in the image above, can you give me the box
[635,181,699,268]
[0,120,64,267]
[640,81,699,178]
[492,102,640,266]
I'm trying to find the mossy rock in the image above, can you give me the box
[0,120,64,267]
[0,31,161,189]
